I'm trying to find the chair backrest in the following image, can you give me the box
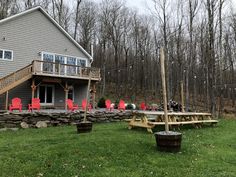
[12,97,21,106]
[119,100,125,109]
[140,102,146,110]
[82,99,87,109]
[105,99,111,108]
[32,98,40,107]
[66,99,74,108]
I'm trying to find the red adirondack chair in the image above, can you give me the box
[28,98,40,112]
[66,99,78,111]
[105,99,114,111]
[118,100,125,111]
[9,97,22,112]
[82,99,92,111]
[140,102,147,111]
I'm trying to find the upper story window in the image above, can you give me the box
[41,52,87,67]
[0,49,13,61]
[78,59,87,67]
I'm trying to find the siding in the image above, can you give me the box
[0,80,31,110]
[0,10,89,78]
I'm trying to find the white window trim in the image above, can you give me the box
[0,49,13,61]
[37,84,55,106]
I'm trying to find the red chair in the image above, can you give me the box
[118,100,125,111]
[140,102,147,111]
[105,99,114,111]
[28,98,40,112]
[82,99,92,111]
[9,97,22,112]
[66,99,78,111]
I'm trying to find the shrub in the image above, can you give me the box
[126,103,136,110]
[97,97,106,108]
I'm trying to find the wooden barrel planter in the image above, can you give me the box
[76,121,93,133]
[154,131,182,152]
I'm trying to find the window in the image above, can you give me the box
[38,85,54,105]
[0,50,3,58]
[41,52,88,75]
[0,49,13,61]
[42,53,54,73]
[55,55,65,74]
[67,57,77,75]
[78,59,86,67]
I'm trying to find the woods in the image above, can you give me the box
[0,0,235,114]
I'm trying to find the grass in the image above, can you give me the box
[0,119,236,177]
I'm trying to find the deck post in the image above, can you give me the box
[180,81,185,112]
[65,82,68,111]
[31,79,36,99]
[5,91,9,110]
[160,47,169,132]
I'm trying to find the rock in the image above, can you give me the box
[0,128,7,132]
[9,128,19,131]
[36,121,47,128]
[20,122,29,129]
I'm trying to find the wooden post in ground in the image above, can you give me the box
[180,81,185,112]
[160,47,169,132]
[92,83,96,109]
[65,82,68,111]
[5,91,9,110]
[84,71,92,122]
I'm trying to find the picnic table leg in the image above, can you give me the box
[128,116,136,130]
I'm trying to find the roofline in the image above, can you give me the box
[0,6,93,61]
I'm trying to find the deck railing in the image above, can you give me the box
[0,64,33,93]
[32,60,100,80]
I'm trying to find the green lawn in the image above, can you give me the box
[0,119,235,177]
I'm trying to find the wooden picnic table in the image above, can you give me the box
[126,111,218,133]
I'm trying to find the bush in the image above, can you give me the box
[126,103,136,110]
[97,97,106,108]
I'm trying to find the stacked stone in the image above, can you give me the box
[0,111,132,129]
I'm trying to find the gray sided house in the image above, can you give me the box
[0,6,100,110]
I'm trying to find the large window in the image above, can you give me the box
[67,57,77,75]
[41,52,88,75]
[42,53,54,73]
[55,55,65,74]
[0,49,13,61]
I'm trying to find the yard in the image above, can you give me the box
[0,119,235,177]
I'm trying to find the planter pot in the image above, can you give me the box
[154,131,182,153]
[76,121,93,133]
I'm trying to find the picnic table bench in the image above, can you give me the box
[126,111,218,133]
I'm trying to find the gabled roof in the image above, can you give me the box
[0,6,93,61]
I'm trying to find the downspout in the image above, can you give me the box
[90,43,94,65]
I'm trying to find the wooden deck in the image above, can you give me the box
[126,111,218,133]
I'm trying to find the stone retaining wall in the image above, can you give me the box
[0,111,132,128]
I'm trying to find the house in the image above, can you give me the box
[0,6,100,110]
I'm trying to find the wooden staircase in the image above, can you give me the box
[0,64,33,95]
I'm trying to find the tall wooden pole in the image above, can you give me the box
[5,91,9,110]
[92,83,96,109]
[83,71,92,122]
[180,81,185,112]
[160,47,169,132]
[65,82,68,111]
